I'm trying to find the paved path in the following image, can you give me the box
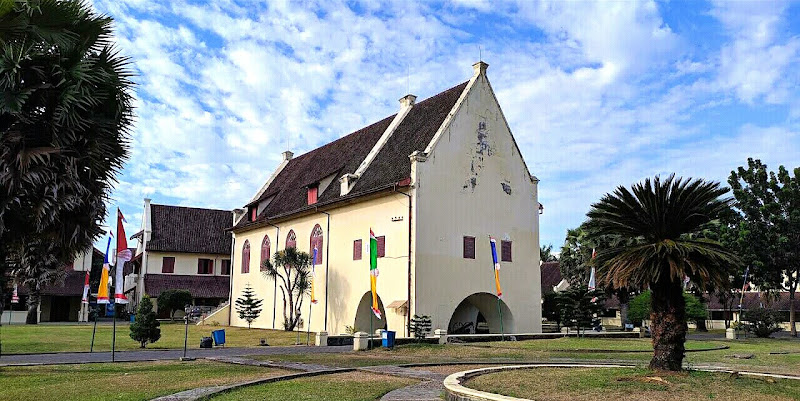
[361,366,446,401]
[0,345,350,366]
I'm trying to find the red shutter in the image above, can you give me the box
[162,257,175,273]
[307,186,318,205]
[250,208,257,221]
[501,240,512,262]
[377,236,386,258]
[353,239,362,260]
[463,236,475,259]
[197,259,203,274]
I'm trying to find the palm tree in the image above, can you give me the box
[540,244,558,262]
[585,175,738,371]
[262,247,312,331]
[0,1,133,321]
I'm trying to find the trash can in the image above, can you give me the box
[200,336,213,348]
[129,315,135,323]
[381,330,396,348]
[212,329,226,347]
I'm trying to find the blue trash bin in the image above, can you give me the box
[381,330,396,348]
[130,315,135,323]
[212,329,226,347]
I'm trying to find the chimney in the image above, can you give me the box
[399,94,417,108]
[282,150,294,161]
[472,61,489,76]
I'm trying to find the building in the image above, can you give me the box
[127,200,233,317]
[228,62,542,337]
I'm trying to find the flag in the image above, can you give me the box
[738,266,750,309]
[589,248,597,302]
[489,237,503,298]
[97,236,112,304]
[81,271,90,304]
[114,209,131,304]
[369,229,381,319]
[310,247,318,304]
[11,283,19,304]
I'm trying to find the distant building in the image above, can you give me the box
[228,62,542,336]
[127,200,232,317]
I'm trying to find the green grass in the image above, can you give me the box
[1,323,301,353]
[212,371,417,401]
[467,367,800,401]
[0,360,291,401]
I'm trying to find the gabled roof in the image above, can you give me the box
[147,204,232,255]
[236,80,469,230]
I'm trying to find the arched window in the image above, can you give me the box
[241,240,251,274]
[260,235,271,272]
[286,230,297,249]
[310,224,323,265]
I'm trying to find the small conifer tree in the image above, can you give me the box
[409,315,432,342]
[129,295,161,348]
[236,285,263,329]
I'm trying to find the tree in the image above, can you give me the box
[129,295,160,348]
[742,308,784,338]
[542,292,562,328]
[409,315,432,342]
[157,289,193,320]
[0,1,133,322]
[628,291,708,330]
[540,244,558,262]
[261,247,311,331]
[235,284,263,329]
[586,175,738,371]
[556,285,605,333]
[728,159,800,337]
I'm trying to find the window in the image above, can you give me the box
[307,185,318,205]
[286,230,296,249]
[162,257,175,273]
[353,239,362,260]
[220,259,231,275]
[241,240,251,273]
[261,235,271,272]
[310,224,323,264]
[197,258,213,275]
[377,236,386,258]
[463,236,476,259]
[250,207,257,222]
[501,240,512,262]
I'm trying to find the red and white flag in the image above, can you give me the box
[114,209,131,304]
[81,271,90,304]
[11,283,19,304]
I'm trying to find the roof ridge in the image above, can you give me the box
[151,204,232,213]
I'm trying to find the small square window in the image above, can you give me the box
[197,258,213,275]
[353,239,362,260]
[377,236,386,258]
[307,185,318,205]
[463,236,476,259]
[162,257,175,273]
[501,240,512,262]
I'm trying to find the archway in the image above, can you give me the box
[353,291,387,333]
[448,292,514,334]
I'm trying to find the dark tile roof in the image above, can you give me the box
[16,270,86,297]
[540,261,562,294]
[603,291,798,312]
[148,204,232,254]
[237,81,469,228]
[144,274,230,299]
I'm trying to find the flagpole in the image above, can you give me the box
[369,311,373,350]
[497,297,504,341]
[306,300,312,346]
[90,305,98,352]
[112,304,116,362]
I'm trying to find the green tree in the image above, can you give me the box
[261,247,311,331]
[628,291,708,329]
[235,284,263,329]
[409,315,432,342]
[0,0,133,322]
[556,285,605,333]
[129,295,161,348]
[728,159,800,337]
[157,289,194,320]
[542,292,562,328]
[586,175,738,371]
[540,244,558,262]
[742,308,784,338]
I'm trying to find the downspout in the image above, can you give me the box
[317,209,331,332]
[394,183,412,338]
[266,222,279,329]
[228,235,236,325]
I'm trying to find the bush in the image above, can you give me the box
[742,308,783,338]
[542,292,561,327]
[157,289,194,320]
[129,296,161,348]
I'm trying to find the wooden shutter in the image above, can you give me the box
[463,236,476,259]
[250,208,257,221]
[162,257,175,273]
[377,236,386,258]
[353,239,362,260]
[221,260,231,275]
[501,240,512,262]
[307,186,318,205]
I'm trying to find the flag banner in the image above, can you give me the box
[81,271,90,304]
[97,236,112,304]
[114,209,131,304]
[311,247,318,304]
[588,248,597,302]
[489,237,503,298]
[739,266,750,309]
[11,283,19,304]
[369,229,381,319]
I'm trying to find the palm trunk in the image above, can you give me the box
[26,288,40,324]
[649,281,687,371]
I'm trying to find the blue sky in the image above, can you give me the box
[91,0,800,253]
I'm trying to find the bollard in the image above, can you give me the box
[434,328,448,344]
[316,331,328,347]
[353,332,369,351]
[726,328,737,340]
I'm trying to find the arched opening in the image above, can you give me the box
[260,235,270,271]
[447,292,514,334]
[241,240,251,273]
[353,291,387,333]
[310,224,323,264]
[286,230,296,249]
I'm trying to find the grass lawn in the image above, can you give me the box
[0,360,291,401]
[1,323,301,353]
[212,371,417,401]
[466,367,800,401]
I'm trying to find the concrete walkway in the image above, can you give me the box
[0,345,350,366]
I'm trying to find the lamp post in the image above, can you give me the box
[181,304,194,361]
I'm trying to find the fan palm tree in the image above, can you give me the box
[0,1,133,321]
[585,175,739,371]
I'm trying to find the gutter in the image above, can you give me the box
[393,180,413,338]
[228,236,235,325]
[316,208,331,332]
[266,222,280,329]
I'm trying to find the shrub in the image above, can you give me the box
[129,296,161,348]
[742,308,783,338]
